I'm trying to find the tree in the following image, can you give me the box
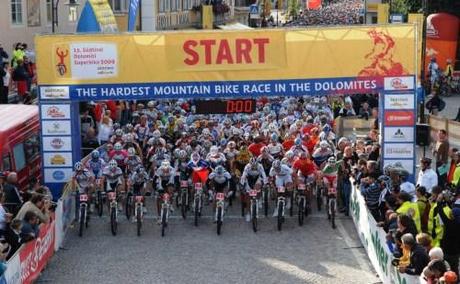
[288,0,300,18]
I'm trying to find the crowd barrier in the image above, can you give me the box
[350,186,422,284]
[0,183,75,284]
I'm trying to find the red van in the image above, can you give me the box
[0,105,40,191]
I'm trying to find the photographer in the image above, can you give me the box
[437,187,460,278]
[14,193,50,225]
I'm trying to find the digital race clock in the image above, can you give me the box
[194,99,256,114]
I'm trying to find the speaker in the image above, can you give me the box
[416,124,430,146]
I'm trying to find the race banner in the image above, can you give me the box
[36,25,416,101]
[19,217,55,284]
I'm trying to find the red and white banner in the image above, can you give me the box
[19,216,55,284]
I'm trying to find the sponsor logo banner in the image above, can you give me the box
[44,168,73,183]
[40,104,71,119]
[40,86,70,100]
[384,111,415,126]
[41,120,72,136]
[383,143,415,159]
[383,127,414,142]
[69,43,118,79]
[19,218,55,284]
[383,93,414,110]
[43,152,73,168]
[384,76,414,91]
[42,136,72,151]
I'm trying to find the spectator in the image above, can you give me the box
[338,96,356,116]
[82,127,100,157]
[447,149,459,185]
[396,192,421,233]
[423,247,451,282]
[20,211,39,243]
[2,62,10,104]
[0,240,9,276]
[417,157,438,194]
[428,186,449,248]
[4,219,21,259]
[23,56,34,92]
[0,172,5,193]
[12,59,29,102]
[360,173,382,221]
[14,194,50,224]
[426,91,443,115]
[437,188,460,278]
[0,192,13,237]
[3,172,23,215]
[358,101,370,120]
[81,108,96,137]
[0,44,8,63]
[416,232,433,253]
[11,43,24,68]
[433,129,449,186]
[398,169,416,201]
[98,115,113,145]
[398,233,430,275]
[416,186,430,233]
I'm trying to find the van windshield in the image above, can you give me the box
[13,143,26,171]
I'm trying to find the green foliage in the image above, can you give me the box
[390,0,408,15]
[288,0,300,17]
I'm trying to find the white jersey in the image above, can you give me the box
[102,166,123,184]
[267,143,283,157]
[241,164,267,184]
[208,171,231,185]
[156,166,175,184]
[269,165,293,178]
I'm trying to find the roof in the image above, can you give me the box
[0,104,39,133]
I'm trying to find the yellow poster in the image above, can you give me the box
[377,4,389,24]
[408,13,424,79]
[202,5,213,30]
[36,25,416,86]
[88,0,118,32]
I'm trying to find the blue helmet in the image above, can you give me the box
[91,150,100,160]
[294,137,302,146]
[323,124,332,133]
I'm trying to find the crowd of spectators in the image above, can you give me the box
[0,42,36,104]
[0,171,53,273]
[284,0,363,26]
[353,128,460,282]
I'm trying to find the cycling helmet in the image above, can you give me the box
[270,133,278,141]
[124,133,133,143]
[179,150,187,159]
[228,141,236,148]
[147,137,155,146]
[322,124,332,133]
[220,139,227,147]
[328,156,336,164]
[191,152,200,162]
[202,128,210,136]
[215,165,225,175]
[210,146,219,155]
[294,137,302,146]
[161,160,170,168]
[250,157,258,167]
[272,160,281,170]
[320,141,329,149]
[153,130,161,138]
[127,147,136,156]
[113,123,120,131]
[286,151,295,160]
[91,150,100,160]
[115,129,123,137]
[74,162,83,171]
[114,142,123,151]
[136,166,145,174]
[173,148,181,158]
[126,123,134,131]
[147,101,154,108]
[109,159,118,169]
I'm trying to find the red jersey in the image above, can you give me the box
[248,142,266,157]
[282,139,294,151]
[293,158,317,177]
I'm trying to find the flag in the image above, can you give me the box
[307,0,321,10]
[128,0,140,31]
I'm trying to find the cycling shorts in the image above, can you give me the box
[106,181,120,192]
[214,181,227,193]
[132,183,144,195]
[246,175,261,191]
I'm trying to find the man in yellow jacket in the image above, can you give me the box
[427,186,452,247]
[397,192,421,233]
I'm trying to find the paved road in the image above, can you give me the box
[39,198,379,284]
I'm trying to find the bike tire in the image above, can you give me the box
[217,206,223,235]
[181,192,187,219]
[316,186,322,212]
[137,206,142,237]
[277,204,283,231]
[263,190,269,217]
[161,207,167,237]
[252,201,257,233]
[125,196,132,220]
[97,191,103,217]
[331,200,336,229]
[110,207,117,236]
[194,197,199,227]
[289,191,293,217]
[298,199,304,226]
[79,206,85,237]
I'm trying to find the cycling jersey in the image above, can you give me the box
[293,158,317,178]
[209,171,231,192]
[73,169,93,192]
[124,156,142,173]
[85,158,105,179]
[206,153,226,168]
[109,150,128,167]
[156,166,176,189]
[269,165,293,188]
[241,163,267,190]
[312,148,333,167]
[102,166,123,190]
[223,148,239,160]
[267,143,283,157]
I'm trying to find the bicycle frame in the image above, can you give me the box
[215,193,225,221]
[249,190,259,219]
[160,194,171,223]
[134,195,144,219]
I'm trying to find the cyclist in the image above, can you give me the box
[110,128,124,145]
[72,161,95,196]
[102,159,124,210]
[267,133,284,159]
[257,146,275,176]
[124,147,142,175]
[289,137,309,157]
[322,156,341,192]
[134,115,149,147]
[240,157,268,221]
[208,165,232,208]
[292,151,317,186]
[127,166,149,220]
[109,142,128,172]
[312,141,333,168]
[155,160,176,218]
[269,159,293,216]
[206,146,226,169]
[85,150,105,179]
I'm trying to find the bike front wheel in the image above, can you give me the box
[79,206,85,237]
[298,199,304,226]
[217,206,223,235]
[252,201,258,233]
[110,207,117,236]
[137,206,142,236]
[277,204,283,231]
[161,207,168,237]
[330,199,336,229]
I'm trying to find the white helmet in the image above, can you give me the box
[161,160,170,168]
[109,159,118,168]
[114,142,123,151]
[127,147,136,156]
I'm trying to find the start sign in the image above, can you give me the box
[167,30,287,71]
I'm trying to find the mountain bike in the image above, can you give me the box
[276,186,287,231]
[249,189,259,233]
[134,194,144,236]
[262,184,270,217]
[193,183,204,226]
[179,180,189,219]
[215,192,226,235]
[324,176,337,229]
[78,192,89,237]
[296,183,307,226]
[107,191,118,236]
[160,191,171,237]
[95,178,105,217]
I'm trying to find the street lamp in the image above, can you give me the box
[51,0,80,33]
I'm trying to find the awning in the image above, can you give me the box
[217,22,253,30]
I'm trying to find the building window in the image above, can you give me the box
[11,0,23,25]
[159,0,165,12]
[171,0,176,11]
[46,0,52,24]
[165,0,170,12]
[68,6,78,22]
[13,143,26,171]
[110,0,128,12]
